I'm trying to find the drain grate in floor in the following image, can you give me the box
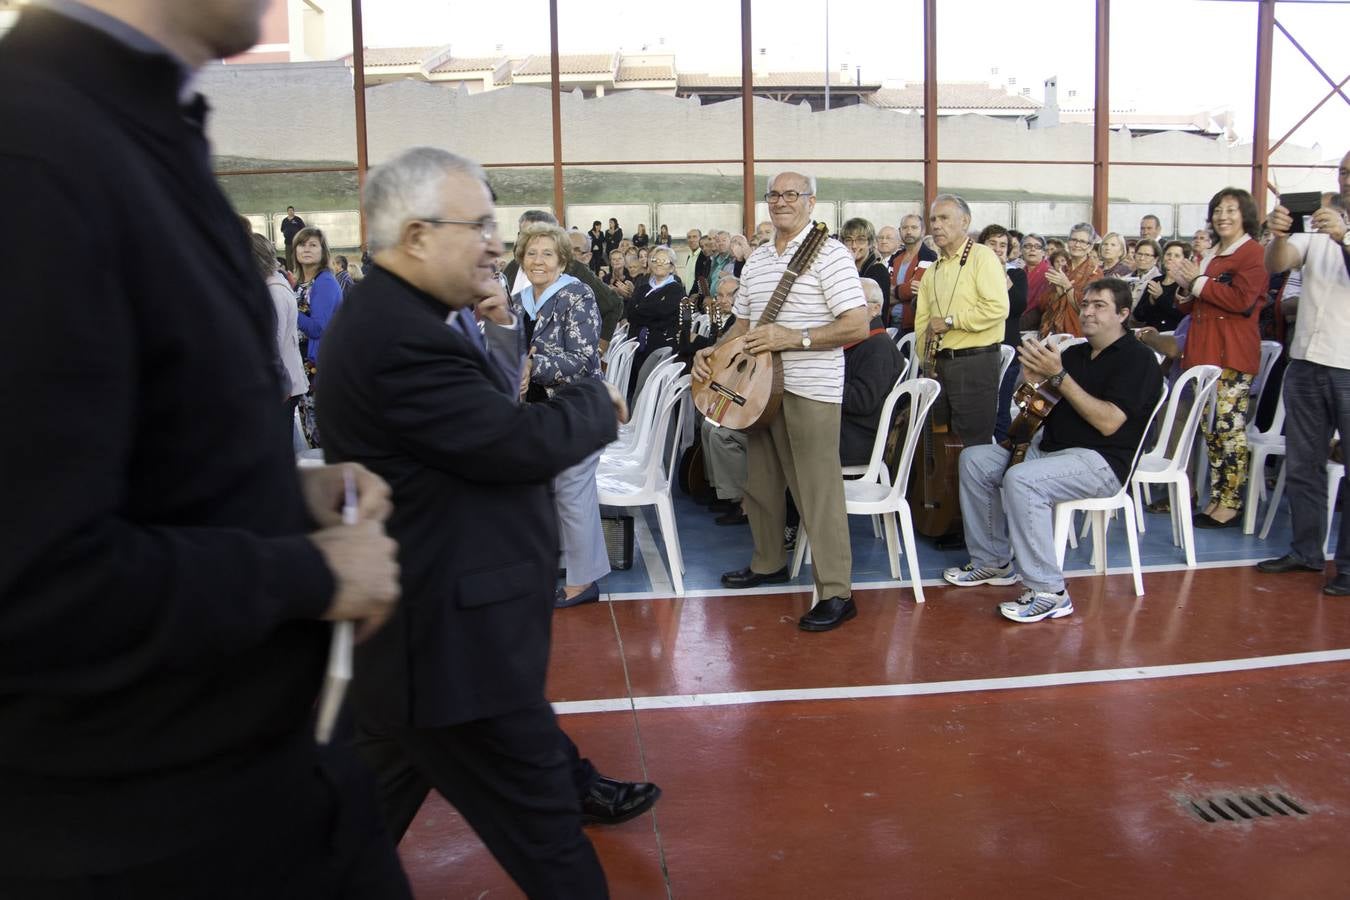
[1184,792,1309,824]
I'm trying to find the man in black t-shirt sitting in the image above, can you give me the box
[942,278,1164,623]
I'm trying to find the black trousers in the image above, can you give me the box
[355,702,608,900]
[1282,358,1350,571]
[932,348,1001,447]
[0,749,410,900]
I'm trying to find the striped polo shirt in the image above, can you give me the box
[733,222,866,403]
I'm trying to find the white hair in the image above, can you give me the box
[768,171,818,196]
[1070,221,1097,241]
[931,193,972,221]
[649,244,679,267]
[364,147,487,252]
[860,278,884,305]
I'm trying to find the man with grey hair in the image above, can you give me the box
[1139,214,1163,242]
[694,171,870,631]
[912,194,1010,537]
[321,146,638,898]
[0,1,412,894]
[502,210,623,349]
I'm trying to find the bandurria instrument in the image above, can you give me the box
[692,222,830,431]
[1001,380,1062,469]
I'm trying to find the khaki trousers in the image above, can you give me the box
[743,392,852,599]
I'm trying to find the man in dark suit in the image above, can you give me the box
[0,1,409,895]
[319,147,654,899]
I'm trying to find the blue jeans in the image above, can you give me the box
[1281,359,1350,571]
[959,442,1121,594]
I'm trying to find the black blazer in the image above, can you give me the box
[1004,267,1028,346]
[317,268,617,728]
[0,9,335,874]
[625,279,685,350]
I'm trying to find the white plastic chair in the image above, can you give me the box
[1248,340,1282,414]
[1053,382,1168,597]
[601,359,683,468]
[603,338,639,392]
[886,326,899,341]
[792,377,942,604]
[1242,391,1286,534]
[1130,364,1221,567]
[997,344,1016,385]
[1260,452,1344,557]
[597,376,691,595]
[632,346,675,399]
[895,331,917,377]
[607,321,629,349]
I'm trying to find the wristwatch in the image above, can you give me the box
[800,329,812,349]
[1048,370,1067,390]
[943,315,955,329]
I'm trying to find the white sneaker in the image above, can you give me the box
[997,588,1035,613]
[1000,590,1074,624]
[943,561,1019,587]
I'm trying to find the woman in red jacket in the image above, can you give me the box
[1174,188,1267,528]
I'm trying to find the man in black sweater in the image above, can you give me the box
[0,2,409,895]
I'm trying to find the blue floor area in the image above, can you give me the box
[600,484,1318,596]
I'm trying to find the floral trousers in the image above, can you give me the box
[1204,368,1253,509]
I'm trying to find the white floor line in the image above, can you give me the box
[603,555,1277,602]
[553,648,1350,716]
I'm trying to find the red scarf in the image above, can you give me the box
[1024,258,1050,310]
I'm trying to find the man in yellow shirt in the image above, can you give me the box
[913,193,1010,447]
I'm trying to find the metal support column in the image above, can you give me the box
[351,0,369,248]
[922,0,937,215]
[549,0,565,223]
[1092,0,1109,236]
[1252,0,1276,202]
[742,0,755,236]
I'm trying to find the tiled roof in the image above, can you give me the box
[679,71,879,90]
[429,55,509,74]
[866,83,1040,110]
[351,46,442,68]
[514,53,617,77]
[616,63,676,83]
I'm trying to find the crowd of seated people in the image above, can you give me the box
[263,174,1348,610]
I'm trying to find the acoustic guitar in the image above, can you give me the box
[692,222,830,431]
[908,329,965,538]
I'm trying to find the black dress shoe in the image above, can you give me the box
[1256,554,1323,574]
[580,776,662,826]
[1194,511,1241,529]
[707,498,737,513]
[721,565,790,589]
[1324,574,1350,596]
[714,510,749,526]
[798,596,857,632]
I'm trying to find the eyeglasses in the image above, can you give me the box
[764,191,813,203]
[1022,243,1044,251]
[418,217,498,242]
[1067,237,1091,246]
[842,236,870,246]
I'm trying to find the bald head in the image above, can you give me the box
[861,278,884,319]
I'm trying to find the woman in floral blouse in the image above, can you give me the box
[511,222,610,608]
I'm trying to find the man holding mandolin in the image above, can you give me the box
[943,279,1164,624]
[691,172,870,632]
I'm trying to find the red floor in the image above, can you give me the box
[398,565,1350,899]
